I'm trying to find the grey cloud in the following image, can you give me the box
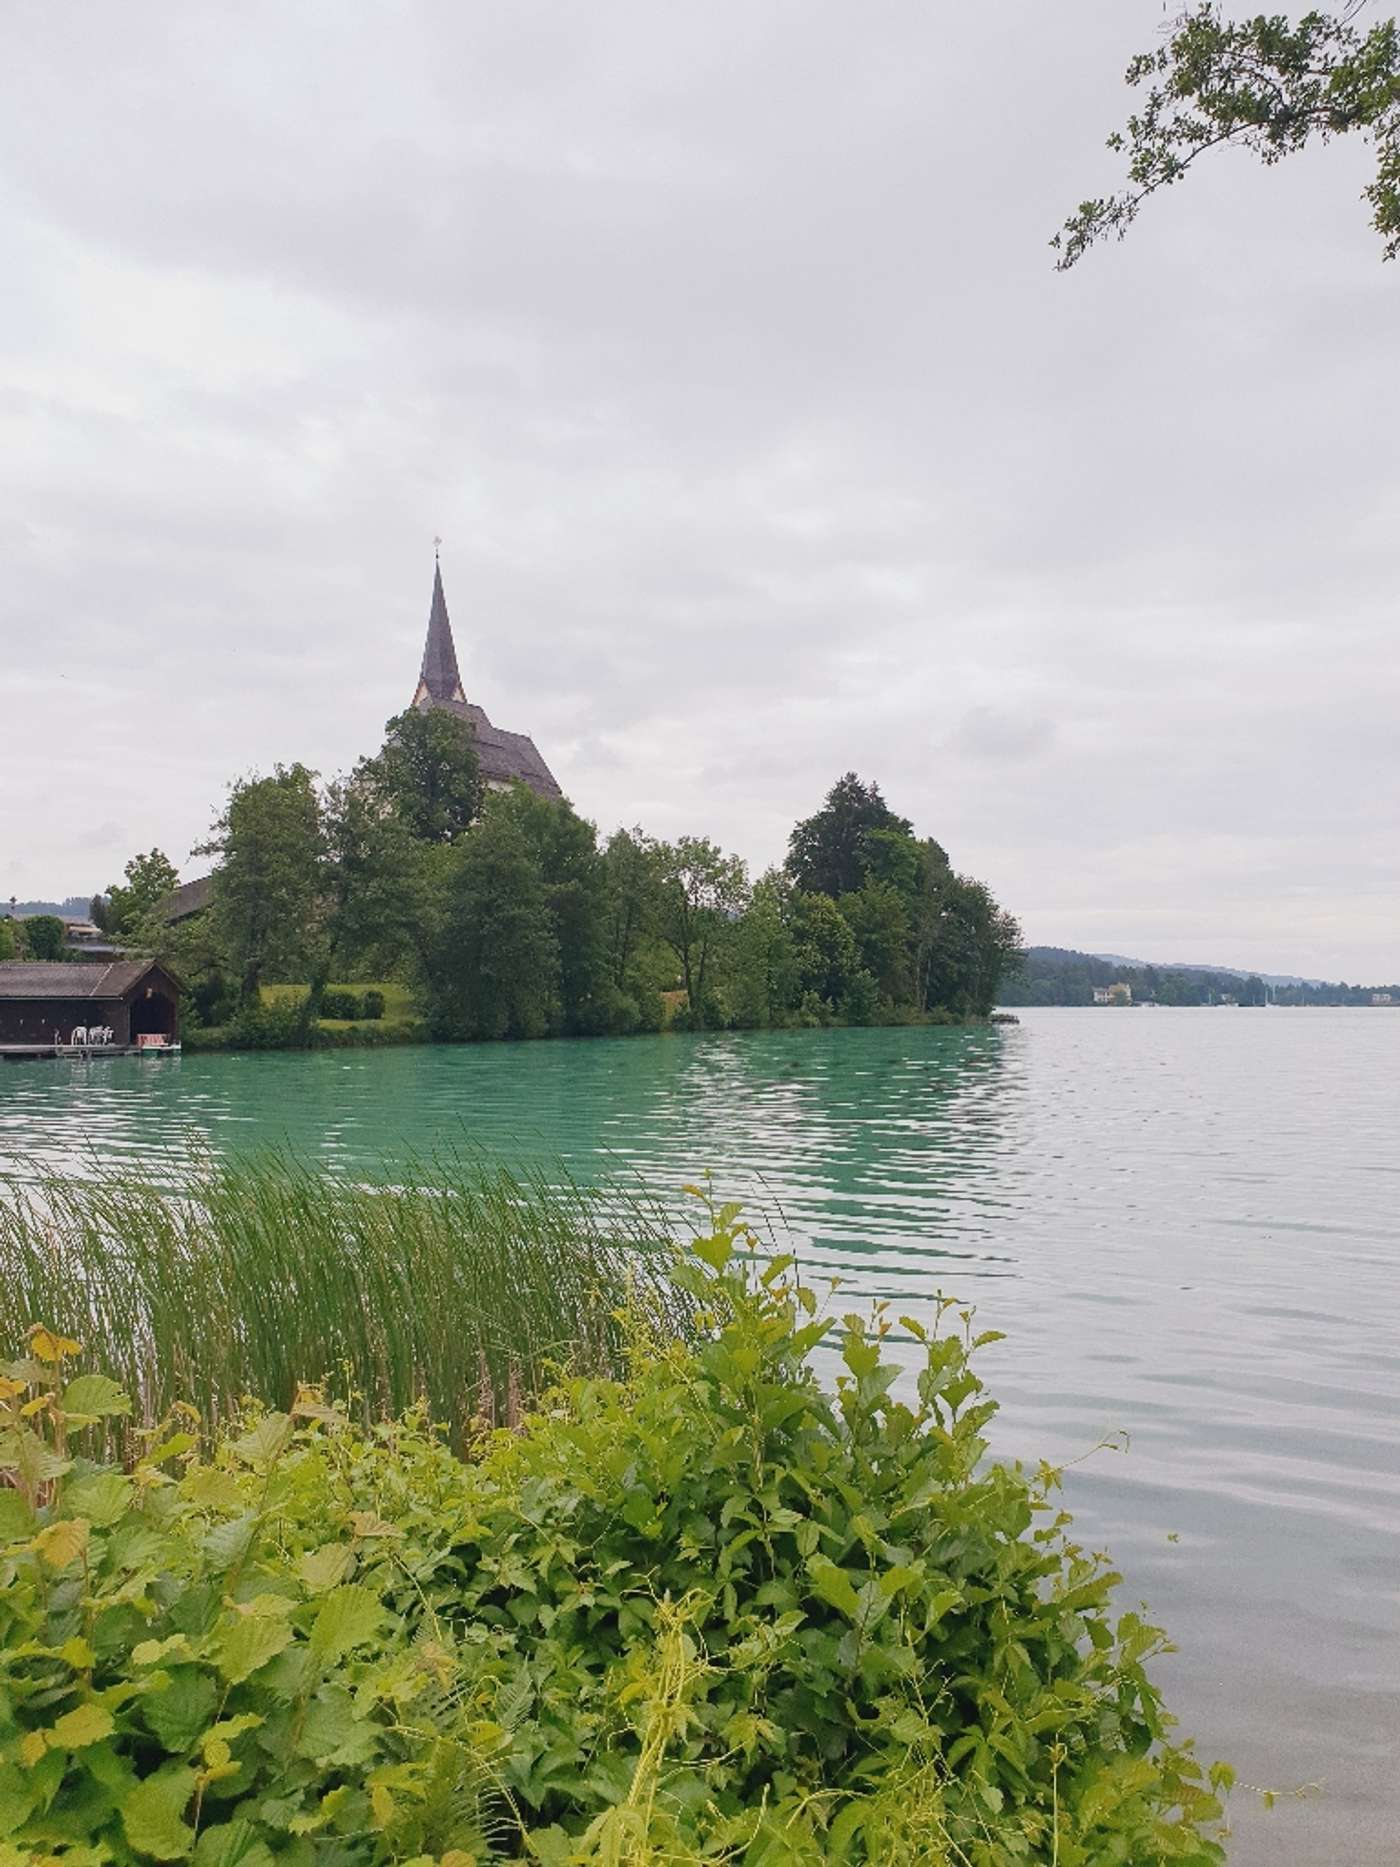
[1,1,1396,980]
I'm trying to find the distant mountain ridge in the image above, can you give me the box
[4,898,92,919]
[1089,953,1324,989]
[1002,946,1397,1009]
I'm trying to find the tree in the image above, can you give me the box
[487,788,612,1033]
[730,872,799,1027]
[652,838,749,1026]
[786,774,913,899]
[917,874,1024,1017]
[1058,4,1400,268]
[838,878,914,1004]
[426,814,559,1040]
[200,765,325,1006]
[22,915,66,961]
[788,891,861,1011]
[601,828,657,994]
[0,918,16,962]
[363,707,482,845]
[102,849,180,942]
[300,773,424,1022]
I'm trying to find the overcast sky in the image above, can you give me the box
[3,2,1396,978]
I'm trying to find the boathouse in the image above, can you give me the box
[0,960,181,1051]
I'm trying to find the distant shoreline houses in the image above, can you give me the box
[1092,982,1133,1007]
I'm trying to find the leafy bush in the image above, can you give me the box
[360,989,386,1022]
[0,1331,497,1863]
[320,988,363,1021]
[227,999,308,1050]
[837,966,881,1025]
[20,914,68,961]
[0,1201,1231,1863]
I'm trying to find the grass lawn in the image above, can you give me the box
[260,980,417,1026]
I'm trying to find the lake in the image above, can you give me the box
[2,1008,1397,1864]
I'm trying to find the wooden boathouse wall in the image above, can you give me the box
[0,961,181,1048]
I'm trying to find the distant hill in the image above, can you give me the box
[1089,952,1322,988]
[1002,946,1398,1008]
[5,897,93,919]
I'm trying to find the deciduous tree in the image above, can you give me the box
[20,915,66,961]
[427,813,559,1041]
[101,849,181,946]
[652,837,749,1026]
[363,708,482,845]
[200,765,325,1006]
[487,788,611,1033]
[1058,4,1400,268]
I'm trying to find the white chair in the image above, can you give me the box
[70,1026,88,1047]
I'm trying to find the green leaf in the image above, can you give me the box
[309,1584,382,1661]
[217,1615,295,1683]
[231,1413,294,1466]
[144,1431,198,1467]
[691,1233,734,1272]
[134,1634,194,1668]
[65,1469,135,1526]
[122,1765,197,1859]
[295,1543,353,1594]
[50,1702,115,1748]
[0,1425,71,1488]
[144,1670,220,1753]
[0,1488,35,1541]
[62,1373,133,1419]
[841,1334,881,1379]
[807,1554,862,1621]
[202,1513,257,1571]
[295,1686,377,1766]
[193,1820,275,1867]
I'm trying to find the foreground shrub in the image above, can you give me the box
[0,1201,1230,1863]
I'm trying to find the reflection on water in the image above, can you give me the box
[3,1011,1398,1864]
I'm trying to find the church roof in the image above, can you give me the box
[418,561,464,703]
[413,561,562,800]
[424,697,563,798]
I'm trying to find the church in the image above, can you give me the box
[412,559,562,800]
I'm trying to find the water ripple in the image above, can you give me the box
[3,1010,1399,1863]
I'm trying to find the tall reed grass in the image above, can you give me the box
[0,1153,691,1446]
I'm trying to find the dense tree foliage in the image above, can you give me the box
[95,849,180,942]
[361,706,482,844]
[425,808,561,1041]
[198,764,326,1007]
[1060,3,1400,266]
[154,742,1022,1045]
[18,915,67,961]
[786,772,912,898]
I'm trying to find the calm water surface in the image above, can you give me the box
[3,1009,1397,1864]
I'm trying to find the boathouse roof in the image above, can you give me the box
[0,960,175,1002]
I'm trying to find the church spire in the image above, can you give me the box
[414,556,465,706]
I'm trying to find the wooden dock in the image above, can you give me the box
[1,1043,181,1063]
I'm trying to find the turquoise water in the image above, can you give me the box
[3,1010,1398,1863]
